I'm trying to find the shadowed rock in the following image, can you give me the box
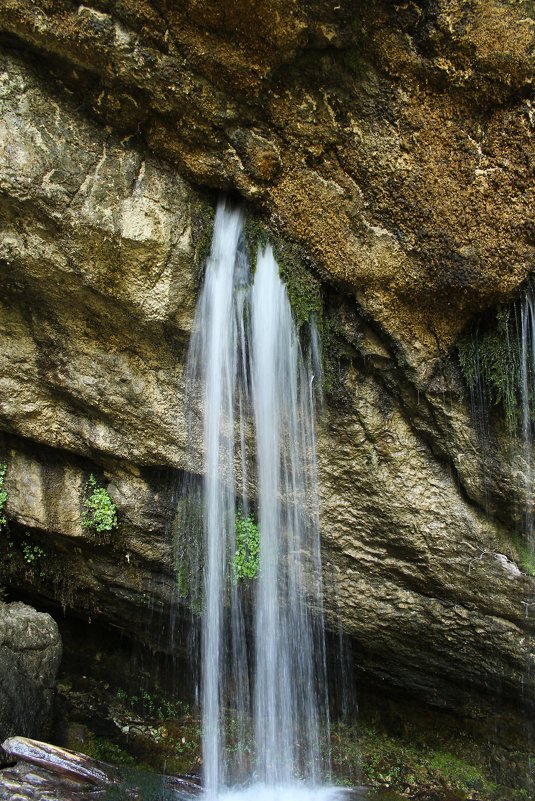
[0,603,62,742]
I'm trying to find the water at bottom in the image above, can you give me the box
[215,783,357,801]
[101,775,371,801]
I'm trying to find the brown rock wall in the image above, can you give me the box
[0,0,532,375]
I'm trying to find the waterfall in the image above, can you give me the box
[185,200,340,800]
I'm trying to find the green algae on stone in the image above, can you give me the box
[243,216,323,330]
[330,720,528,801]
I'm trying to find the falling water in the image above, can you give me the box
[459,289,535,791]
[459,293,535,540]
[519,290,535,548]
[185,200,339,800]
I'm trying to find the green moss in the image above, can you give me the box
[428,751,489,789]
[511,534,535,576]
[243,216,270,267]
[457,305,520,434]
[85,736,136,767]
[243,217,323,331]
[190,195,217,282]
[275,241,323,331]
[329,721,526,800]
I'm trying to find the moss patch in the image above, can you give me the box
[84,735,137,767]
[511,534,535,576]
[243,216,323,330]
[190,194,217,283]
[330,721,530,800]
[457,304,521,434]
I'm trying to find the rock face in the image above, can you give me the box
[0,0,533,785]
[0,603,62,742]
[0,0,533,378]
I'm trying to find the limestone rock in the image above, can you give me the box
[319,365,535,712]
[0,49,198,467]
[0,603,62,742]
[0,0,532,376]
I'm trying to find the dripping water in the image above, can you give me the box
[460,287,535,793]
[184,200,342,800]
[519,290,535,549]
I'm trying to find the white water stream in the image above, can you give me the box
[186,200,340,800]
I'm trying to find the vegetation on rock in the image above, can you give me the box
[244,217,323,330]
[233,510,260,581]
[81,475,118,537]
[330,721,530,801]
[458,305,520,433]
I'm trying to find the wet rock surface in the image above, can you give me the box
[0,736,201,800]
[0,603,62,742]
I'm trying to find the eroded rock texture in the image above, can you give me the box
[0,603,61,741]
[0,0,534,776]
[1,0,533,376]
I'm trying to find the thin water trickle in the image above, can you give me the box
[519,290,535,548]
[184,200,338,800]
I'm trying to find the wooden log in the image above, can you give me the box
[1,737,120,786]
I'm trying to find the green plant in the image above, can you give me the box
[22,542,45,565]
[115,687,190,722]
[233,510,260,581]
[82,475,118,535]
[0,463,8,527]
[331,721,502,799]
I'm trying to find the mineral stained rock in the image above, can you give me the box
[0,0,532,376]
